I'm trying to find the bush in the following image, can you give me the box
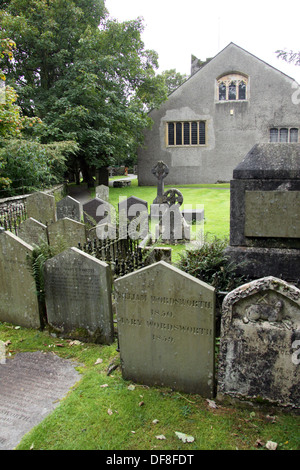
[177,235,246,294]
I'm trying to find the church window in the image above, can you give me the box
[269,127,299,143]
[167,121,206,146]
[217,73,248,101]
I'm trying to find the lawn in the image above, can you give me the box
[1,181,299,451]
[1,322,299,451]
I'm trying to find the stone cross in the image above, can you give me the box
[152,161,169,204]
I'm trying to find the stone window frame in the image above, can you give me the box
[166,120,206,147]
[269,127,299,143]
[216,72,249,102]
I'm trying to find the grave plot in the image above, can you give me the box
[44,247,114,344]
[217,276,300,409]
[114,261,216,397]
[0,231,40,329]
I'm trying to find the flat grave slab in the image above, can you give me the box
[0,351,80,450]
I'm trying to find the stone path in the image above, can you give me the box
[0,351,81,450]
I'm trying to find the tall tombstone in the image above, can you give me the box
[226,143,300,281]
[217,277,300,409]
[0,231,40,328]
[56,196,82,222]
[47,217,86,248]
[18,217,48,246]
[82,197,111,226]
[44,247,114,344]
[26,191,56,226]
[114,261,216,396]
[152,161,169,204]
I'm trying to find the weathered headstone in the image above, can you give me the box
[82,197,111,226]
[114,261,216,396]
[56,195,82,222]
[26,191,56,225]
[95,184,109,202]
[44,247,114,344]
[0,352,80,450]
[0,231,40,328]
[47,217,86,248]
[18,217,48,246]
[226,143,300,281]
[217,277,300,409]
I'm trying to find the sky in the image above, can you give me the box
[105,0,300,83]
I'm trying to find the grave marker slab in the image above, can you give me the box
[0,231,40,328]
[47,217,86,248]
[18,217,48,246]
[0,352,80,450]
[26,191,56,225]
[83,197,111,226]
[44,247,114,344]
[217,277,300,409]
[114,261,216,396]
[95,185,109,202]
[56,195,82,222]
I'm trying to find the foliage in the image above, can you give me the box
[177,235,246,293]
[160,69,188,94]
[276,49,300,66]
[0,138,78,195]
[0,2,168,185]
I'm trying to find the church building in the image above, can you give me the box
[137,43,300,185]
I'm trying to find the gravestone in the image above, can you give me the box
[83,197,111,226]
[226,143,300,281]
[217,277,300,409]
[0,352,80,450]
[114,261,216,396]
[44,247,114,344]
[118,196,148,222]
[0,231,40,328]
[152,161,169,204]
[47,217,86,248]
[26,191,56,225]
[95,184,109,202]
[56,195,82,222]
[18,217,48,246]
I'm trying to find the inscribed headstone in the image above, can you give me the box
[0,231,40,328]
[26,191,56,225]
[0,352,80,450]
[56,196,82,222]
[47,217,86,248]
[44,247,114,344]
[18,217,48,246]
[217,277,300,409]
[114,261,215,396]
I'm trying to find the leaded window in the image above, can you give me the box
[167,121,206,146]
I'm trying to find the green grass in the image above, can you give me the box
[1,322,299,451]
[92,179,230,262]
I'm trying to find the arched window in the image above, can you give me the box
[217,73,248,101]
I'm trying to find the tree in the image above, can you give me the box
[0,2,168,186]
[276,49,300,66]
[159,69,188,94]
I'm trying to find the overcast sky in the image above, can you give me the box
[105,0,300,83]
